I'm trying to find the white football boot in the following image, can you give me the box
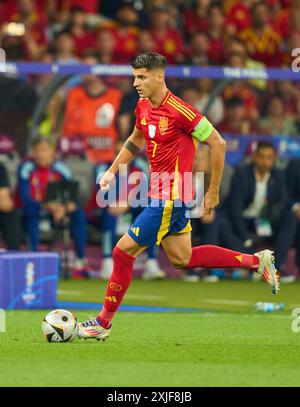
[254,250,280,294]
[78,317,111,341]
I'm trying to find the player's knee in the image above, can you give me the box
[171,257,189,269]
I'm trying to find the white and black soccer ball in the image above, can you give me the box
[42,309,78,343]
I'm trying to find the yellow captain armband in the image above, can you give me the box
[191,117,213,142]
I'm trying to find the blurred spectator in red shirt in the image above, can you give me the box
[53,31,78,63]
[218,96,256,135]
[56,0,99,13]
[226,0,254,36]
[226,40,267,92]
[206,4,226,65]
[95,29,118,64]
[107,2,139,63]
[67,6,96,56]
[239,3,283,67]
[277,81,300,120]
[0,0,47,60]
[273,0,300,40]
[183,0,210,38]
[148,5,184,64]
[185,32,209,66]
[137,29,157,54]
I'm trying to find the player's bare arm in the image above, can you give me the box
[99,126,145,191]
[203,128,226,215]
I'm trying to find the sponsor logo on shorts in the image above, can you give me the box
[110,283,122,292]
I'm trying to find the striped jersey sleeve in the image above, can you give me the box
[167,96,213,142]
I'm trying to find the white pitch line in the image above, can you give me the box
[200,298,251,306]
[57,290,83,296]
[58,290,165,302]
[126,294,166,301]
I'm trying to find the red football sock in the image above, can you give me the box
[187,245,259,270]
[97,246,135,328]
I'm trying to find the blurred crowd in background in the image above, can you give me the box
[0,0,300,282]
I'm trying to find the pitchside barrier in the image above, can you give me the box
[0,252,59,309]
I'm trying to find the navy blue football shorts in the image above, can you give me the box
[127,199,192,246]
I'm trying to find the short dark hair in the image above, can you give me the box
[31,136,53,148]
[255,141,277,153]
[131,52,167,71]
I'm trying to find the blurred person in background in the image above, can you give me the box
[277,81,300,121]
[183,0,211,38]
[33,50,64,141]
[179,83,224,127]
[239,2,283,67]
[106,0,139,64]
[273,0,300,42]
[67,6,96,57]
[222,77,260,127]
[95,29,118,64]
[137,29,157,54]
[258,96,298,136]
[225,37,267,92]
[218,96,256,135]
[225,0,254,37]
[195,79,224,125]
[185,32,209,66]
[16,136,88,274]
[148,4,184,64]
[206,4,226,65]
[0,161,22,250]
[62,52,123,164]
[52,30,78,63]
[0,0,47,60]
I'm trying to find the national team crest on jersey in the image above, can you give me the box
[158,117,168,134]
[148,124,156,139]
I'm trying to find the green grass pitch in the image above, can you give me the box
[1,279,300,387]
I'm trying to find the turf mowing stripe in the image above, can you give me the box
[57,300,205,313]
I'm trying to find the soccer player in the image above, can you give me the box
[78,52,279,341]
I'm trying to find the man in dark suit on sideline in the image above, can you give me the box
[285,158,300,280]
[223,142,297,276]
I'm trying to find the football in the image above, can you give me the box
[42,309,78,343]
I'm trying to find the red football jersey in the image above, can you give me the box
[135,91,213,202]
